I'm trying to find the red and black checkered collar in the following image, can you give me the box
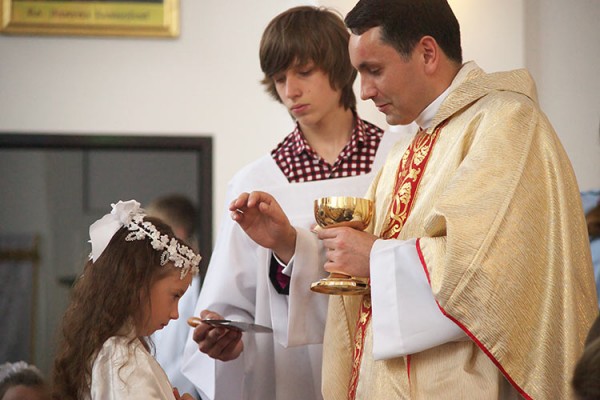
[288,111,368,157]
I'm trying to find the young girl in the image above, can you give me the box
[52,200,201,400]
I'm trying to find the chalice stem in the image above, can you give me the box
[329,272,351,279]
[311,196,373,295]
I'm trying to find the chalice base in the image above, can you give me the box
[310,276,370,295]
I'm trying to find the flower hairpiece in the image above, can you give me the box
[89,200,201,279]
[0,361,43,383]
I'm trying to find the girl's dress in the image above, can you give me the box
[87,330,175,400]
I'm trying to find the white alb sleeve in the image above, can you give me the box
[370,238,466,360]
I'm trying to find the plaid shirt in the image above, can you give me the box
[271,114,384,183]
[269,114,384,293]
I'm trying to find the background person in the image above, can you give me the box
[147,194,202,399]
[0,361,50,400]
[586,201,600,307]
[572,313,600,400]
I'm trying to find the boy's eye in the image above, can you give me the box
[298,67,313,76]
[273,76,285,84]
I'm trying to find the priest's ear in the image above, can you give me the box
[417,36,442,76]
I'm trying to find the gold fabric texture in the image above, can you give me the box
[322,65,598,400]
[349,125,444,399]
[380,126,442,239]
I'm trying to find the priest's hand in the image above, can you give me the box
[317,227,377,277]
[191,310,243,362]
[230,191,297,263]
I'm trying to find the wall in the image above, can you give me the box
[524,0,600,190]
[0,0,599,373]
[1,1,598,219]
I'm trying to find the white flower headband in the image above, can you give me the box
[89,200,201,279]
[0,361,43,383]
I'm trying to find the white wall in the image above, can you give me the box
[524,0,600,191]
[1,1,598,222]
[0,0,599,372]
[449,0,525,71]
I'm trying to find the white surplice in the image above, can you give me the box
[181,128,407,400]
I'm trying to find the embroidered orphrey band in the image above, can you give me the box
[347,123,445,400]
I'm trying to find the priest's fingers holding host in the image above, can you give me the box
[229,191,251,213]
[230,191,287,225]
[229,191,277,215]
[318,227,377,277]
[230,191,297,262]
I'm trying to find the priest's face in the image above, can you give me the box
[140,265,191,336]
[272,61,344,129]
[349,27,428,126]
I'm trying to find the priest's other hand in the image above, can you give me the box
[317,227,377,278]
[191,310,243,362]
[230,191,297,263]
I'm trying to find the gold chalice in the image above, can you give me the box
[310,196,374,295]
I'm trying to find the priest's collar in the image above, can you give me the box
[415,61,478,131]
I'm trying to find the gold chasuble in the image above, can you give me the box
[322,65,598,400]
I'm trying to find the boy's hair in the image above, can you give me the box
[345,0,462,64]
[259,6,357,110]
[52,217,179,400]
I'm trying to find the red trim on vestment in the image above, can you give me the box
[347,125,445,399]
[415,238,532,400]
[348,296,371,400]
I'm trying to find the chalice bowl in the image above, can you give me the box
[310,196,374,295]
